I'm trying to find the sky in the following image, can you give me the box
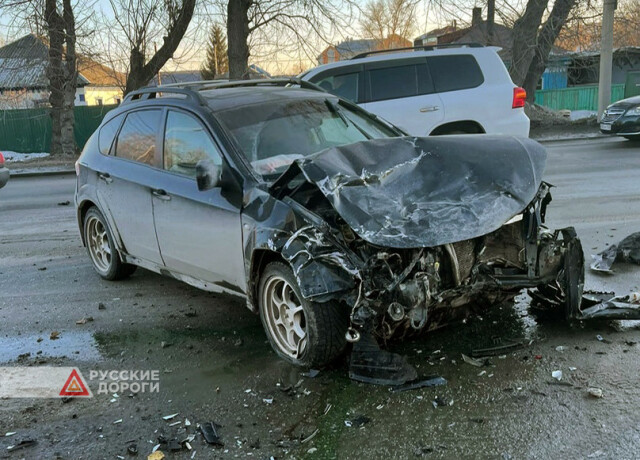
[0,0,476,75]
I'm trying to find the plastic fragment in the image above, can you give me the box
[551,370,562,380]
[147,451,165,460]
[461,353,483,367]
[588,387,603,398]
[162,413,179,421]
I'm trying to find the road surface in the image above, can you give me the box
[1,136,639,459]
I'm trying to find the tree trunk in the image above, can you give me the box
[522,0,577,102]
[227,0,252,80]
[509,0,549,86]
[124,0,196,94]
[45,0,76,156]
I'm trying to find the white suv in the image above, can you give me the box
[300,44,530,137]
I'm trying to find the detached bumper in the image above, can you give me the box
[0,167,9,189]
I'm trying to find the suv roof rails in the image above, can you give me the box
[122,86,206,106]
[350,42,484,60]
[122,78,326,106]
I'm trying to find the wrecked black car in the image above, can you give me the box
[75,79,584,376]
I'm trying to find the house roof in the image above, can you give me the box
[0,34,124,90]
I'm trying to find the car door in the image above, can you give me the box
[361,58,444,136]
[151,108,246,293]
[96,108,164,265]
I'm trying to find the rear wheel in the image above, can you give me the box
[84,207,137,280]
[258,262,348,367]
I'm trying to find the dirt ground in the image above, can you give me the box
[1,137,640,459]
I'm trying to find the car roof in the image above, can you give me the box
[301,45,502,77]
[198,86,331,112]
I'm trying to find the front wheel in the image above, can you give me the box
[258,262,348,367]
[84,207,137,280]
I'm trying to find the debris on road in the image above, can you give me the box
[431,396,453,408]
[50,331,60,340]
[390,376,447,392]
[127,444,138,455]
[113,419,123,424]
[199,421,224,446]
[76,316,94,325]
[303,369,320,378]
[5,432,16,437]
[552,370,563,381]
[162,413,179,421]
[98,302,106,310]
[346,415,371,428]
[6,439,37,452]
[461,353,484,367]
[147,451,165,460]
[57,200,71,206]
[588,387,604,398]
[578,292,640,320]
[160,341,172,349]
[591,232,640,273]
[471,341,524,357]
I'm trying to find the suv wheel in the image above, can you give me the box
[258,262,348,367]
[84,207,137,280]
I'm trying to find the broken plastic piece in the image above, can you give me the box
[147,451,165,460]
[390,376,447,392]
[348,333,417,385]
[588,387,603,398]
[162,413,178,421]
[461,353,484,367]
[551,370,562,380]
[590,232,640,273]
[199,422,224,447]
[471,341,524,358]
[6,439,37,452]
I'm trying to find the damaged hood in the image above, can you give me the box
[274,135,547,248]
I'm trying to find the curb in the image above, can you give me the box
[9,168,76,178]
[534,134,609,143]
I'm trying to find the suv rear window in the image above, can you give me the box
[115,110,161,166]
[427,55,484,92]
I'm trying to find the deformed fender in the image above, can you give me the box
[242,189,360,312]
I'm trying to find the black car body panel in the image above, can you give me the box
[271,135,546,248]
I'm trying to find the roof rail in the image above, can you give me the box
[192,77,326,93]
[350,42,484,60]
[121,86,206,106]
[121,78,327,107]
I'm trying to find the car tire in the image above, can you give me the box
[258,262,348,367]
[83,207,137,280]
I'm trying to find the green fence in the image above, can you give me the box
[0,104,117,153]
[534,84,626,111]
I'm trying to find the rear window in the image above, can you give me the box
[314,72,360,102]
[98,114,124,155]
[115,110,161,166]
[427,55,484,92]
[367,63,434,102]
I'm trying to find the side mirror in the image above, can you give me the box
[195,159,221,191]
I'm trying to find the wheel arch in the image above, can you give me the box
[430,120,486,135]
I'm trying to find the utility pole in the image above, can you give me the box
[598,0,617,120]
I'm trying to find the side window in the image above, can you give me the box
[417,63,435,95]
[163,110,223,177]
[315,72,360,102]
[427,55,484,93]
[115,110,161,165]
[98,114,124,155]
[368,65,418,101]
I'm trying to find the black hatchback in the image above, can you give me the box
[75,79,583,382]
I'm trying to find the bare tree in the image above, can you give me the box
[360,0,419,42]
[106,0,197,93]
[226,0,356,80]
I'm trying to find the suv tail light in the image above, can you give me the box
[512,87,526,108]
[0,152,4,167]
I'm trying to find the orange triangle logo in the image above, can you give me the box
[59,369,91,397]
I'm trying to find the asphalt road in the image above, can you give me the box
[0,136,639,459]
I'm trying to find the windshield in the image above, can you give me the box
[215,97,398,178]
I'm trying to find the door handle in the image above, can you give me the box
[151,188,171,201]
[420,106,440,113]
[98,172,113,183]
